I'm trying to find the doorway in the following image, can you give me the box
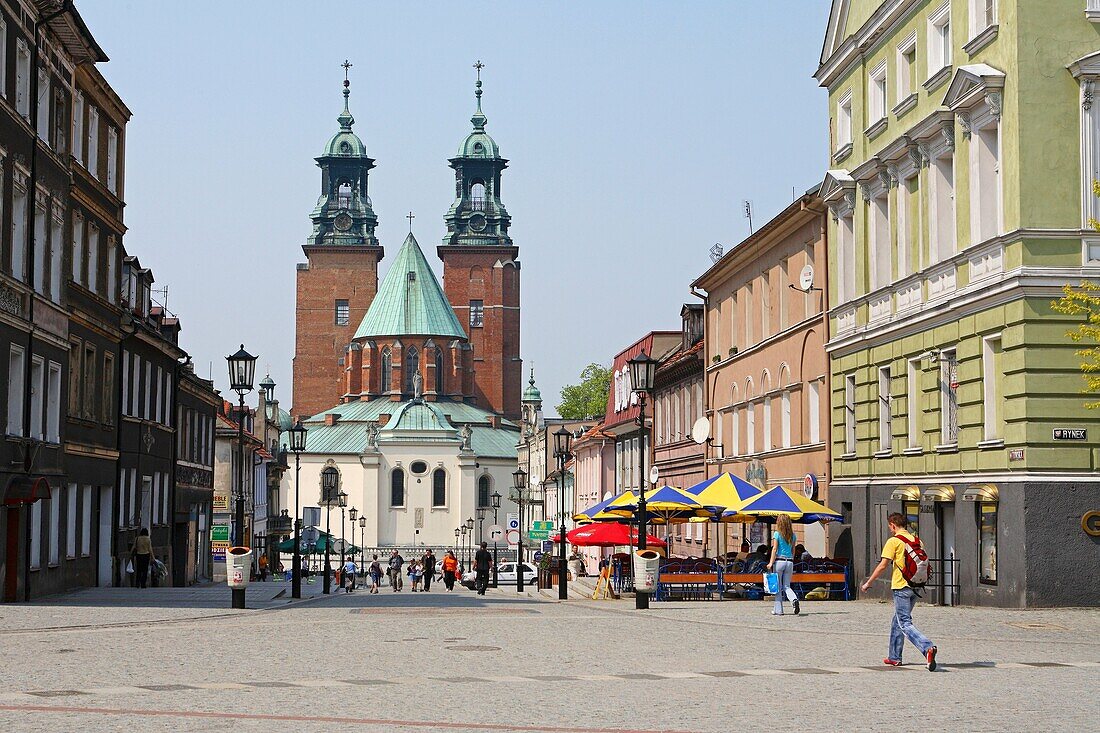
[97,487,113,587]
[937,503,956,606]
[4,507,21,601]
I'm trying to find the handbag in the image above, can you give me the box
[125,559,134,574]
[763,572,779,595]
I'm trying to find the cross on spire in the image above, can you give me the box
[407,211,415,232]
[473,59,484,82]
[342,59,353,82]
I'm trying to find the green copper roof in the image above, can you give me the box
[522,369,541,402]
[456,76,500,158]
[354,232,466,340]
[322,80,368,158]
[383,401,455,433]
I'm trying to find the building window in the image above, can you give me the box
[7,346,25,436]
[982,335,1002,441]
[30,355,44,439]
[87,223,99,294]
[434,347,444,394]
[746,403,756,455]
[15,39,29,119]
[49,212,62,302]
[469,299,484,328]
[87,106,99,177]
[780,390,791,448]
[334,299,349,326]
[106,236,117,303]
[66,483,77,559]
[836,90,852,150]
[83,344,96,420]
[390,468,405,507]
[969,0,996,39]
[931,152,955,263]
[0,16,6,99]
[808,379,821,444]
[837,211,855,302]
[73,91,84,164]
[29,498,41,569]
[72,212,84,286]
[878,366,892,453]
[36,67,50,142]
[47,485,59,565]
[844,373,856,455]
[714,409,723,456]
[478,475,490,508]
[762,396,772,452]
[760,272,770,339]
[928,3,952,79]
[778,259,788,330]
[68,340,81,416]
[106,126,119,193]
[898,174,917,278]
[871,190,890,290]
[380,347,392,393]
[907,358,921,450]
[46,361,60,442]
[869,60,887,124]
[32,197,45,294]
[432,468,447,507]
[897,35,917,104]
[731,406,740,456]
[404,346,419,395]
[978,502,998,584]
[81,485,92,556]
[11,172,28,281]
[971,121,1001,245]
[939,349,959,445]
[744,281,753,346]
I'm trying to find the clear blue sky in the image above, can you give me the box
[80,0,830,415]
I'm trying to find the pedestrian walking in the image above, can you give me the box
[368,554,383,593]
[861,512,938,671]
[388,550,404,592]
[474,541,492,595]
[129,528,154,589]
[442,550,458,591]
[258,554,269,582]
[422,549,437,592]
[767,514,800,616]
[343,558,358,592]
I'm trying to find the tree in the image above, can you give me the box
[557,363,611,419]
[1051,180,1100,407]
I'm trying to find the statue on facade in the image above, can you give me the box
[366,420,379,449]
[413,370,423,399]
[460,424,473,451]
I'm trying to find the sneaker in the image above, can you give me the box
[883,658,902,667]
[771,611,783,616]
[793,600,800,615]
[926,646,938,672]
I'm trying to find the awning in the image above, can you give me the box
[962,484,999,502]
[922,485,955,502]
[890,486,920,501]
[2,476,50,505]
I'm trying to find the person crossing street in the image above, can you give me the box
[474,542,492,595]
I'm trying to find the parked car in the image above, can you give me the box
[460,561,538,589]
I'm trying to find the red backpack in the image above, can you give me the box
[896,533,932,588]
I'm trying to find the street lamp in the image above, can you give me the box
[339,490,349,568]
[288,419,307,599]
[512,467,528,593]
[348,506,358,571]
[627,350,657,610]
[358,515,367,571]
[226,345,256,610]
[553,425,573,601]
[321,466,339,594]
[465,516,474,569]
[459,524,468,571]
[491,490,502,587]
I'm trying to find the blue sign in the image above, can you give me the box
[533,551,544,561]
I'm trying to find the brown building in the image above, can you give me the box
[693,188,833,556]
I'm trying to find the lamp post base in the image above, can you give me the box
[231,588,246,609]
[635,591,650,610]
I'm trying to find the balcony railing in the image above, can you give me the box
[465,198,488,212]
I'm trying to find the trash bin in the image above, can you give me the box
[226,546,252,589]
[632,549,661,593]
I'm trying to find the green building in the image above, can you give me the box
[816,0,1100,607]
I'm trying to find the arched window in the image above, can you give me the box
[404,346,419,394]
[390,468,405,507]
[336,181,352,209]
[478,475,490,508]
[432,468,446,507]
[434,347,444,394]
[321,466,340,505]
[470,181,486,208]
[379,347,392,393]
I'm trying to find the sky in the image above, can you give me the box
[79,0,831,416]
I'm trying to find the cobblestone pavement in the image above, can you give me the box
[0,585,1095,732]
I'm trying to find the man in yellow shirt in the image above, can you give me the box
[861,512,938,670]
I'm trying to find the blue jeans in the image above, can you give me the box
[772,559,798,613]
[890,588,934,661]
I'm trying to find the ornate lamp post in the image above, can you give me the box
[287,420,307,599]
[321,467,339,594]
[465,516,475,569]
[455,527,461,560]
[358,515,367,570]
[553,426,573,601]
[459,524,468,571]
[511,467,528,592]
[226,345,256,610]
[627,350,657,610]
[338,490,349,567]
[491,490,502,587]
[348,506,358,570]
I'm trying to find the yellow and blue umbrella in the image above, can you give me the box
[604,485,721,524]
[738,485,842,524]
[683,472,763,522]
[573,491,629,524]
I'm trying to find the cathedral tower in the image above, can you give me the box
[293,66,384,418]
[439,64,521,420]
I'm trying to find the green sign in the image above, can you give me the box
[533,521,554,532]
[211,524,230,542]
[528,530,550,541]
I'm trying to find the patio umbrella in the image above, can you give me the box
[683,472,763,522]
[604,485,721,525]
[738,485,842,523]
[573,491,630,524]
[550,522,666,547]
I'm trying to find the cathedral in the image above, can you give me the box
[281,67,523,553]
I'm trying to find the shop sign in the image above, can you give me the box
[211,540,229,562]
[211,524,229,542]
[1053,429,1087,441]
[746,460,767,489]
[1008,449,1024,461]
[1083,511,1100,537]
[213,490,230,511]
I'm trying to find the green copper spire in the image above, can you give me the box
[522,368,542,403]
[471,59,487,131]
[354,232,466,340]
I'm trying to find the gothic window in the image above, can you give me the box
[469,300,484,328]
[336,181,352,209]
[380,347,391,393]
[478,475,490,508]
[434,347,444,394]
[404,346,419,394]
[390,468,405,507]
[334,299,349,326]
[432,468,446,507]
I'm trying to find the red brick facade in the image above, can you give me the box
[292,245,382,418]
[439,245,521,420]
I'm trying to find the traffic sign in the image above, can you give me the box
[506,528,521,547]
[506,513,520,531]
[533,551,544,561]
[486,524,505,543]
[528,530,549,541]
[533,520,554,532]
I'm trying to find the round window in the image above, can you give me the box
[410,461,428,475]
[473,142,484,153]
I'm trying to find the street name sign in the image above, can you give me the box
[1053,428,1087,440]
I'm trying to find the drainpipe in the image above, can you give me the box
[689,285,709,557]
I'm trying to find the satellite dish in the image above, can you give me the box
[799,264,815,292]
[691,416,711,445]
[649,465,659,485]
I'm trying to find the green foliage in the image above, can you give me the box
[1052,281,1100,409]
[557,363,611,419]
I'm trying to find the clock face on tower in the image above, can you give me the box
[469,213,487,233]
[335,213,353,232]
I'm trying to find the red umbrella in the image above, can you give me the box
[551,523,667,548]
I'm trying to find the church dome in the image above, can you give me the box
[265,402,294,432]
[321,77,367,158]
[455,76,500,159]
[522,371,541,402]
